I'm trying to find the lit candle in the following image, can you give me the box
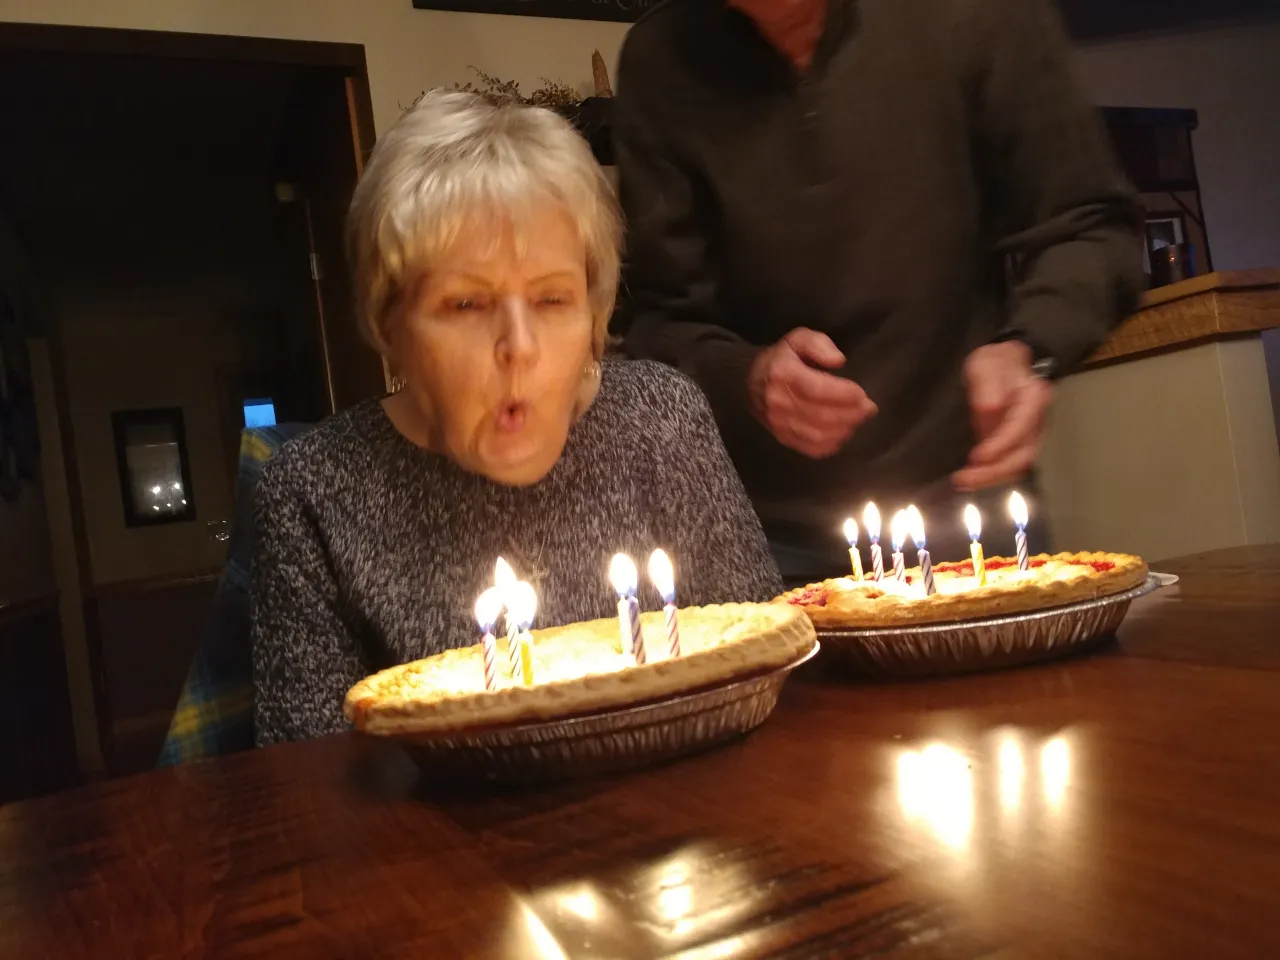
[890,510,908,582]
[509,580,538,687]
[1009,492,1030,572]
[842,518,864,581]
[495,557,521,679]
[474,587,504,690]
[907,505,935,597]
[647,549,681,658]
[964,504,987,586]
[864,503,884,581]
[609,553,646,665]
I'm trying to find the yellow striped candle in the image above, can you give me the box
[964,504,987,586]
[509,580,538,687]
[843,518,864,581]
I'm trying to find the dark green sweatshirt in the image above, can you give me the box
[614,0,1144,546]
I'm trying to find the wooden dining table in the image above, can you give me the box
[3,545,1279,959]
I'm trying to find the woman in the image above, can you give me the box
[251,90,782,745]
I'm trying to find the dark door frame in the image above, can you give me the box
[0,22,377,165]
[0,20,378,777]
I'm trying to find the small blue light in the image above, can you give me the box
[243,398,277,428]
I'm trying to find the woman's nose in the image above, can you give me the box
[495,296,538,368]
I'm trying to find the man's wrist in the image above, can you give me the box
[991,328,1059,380]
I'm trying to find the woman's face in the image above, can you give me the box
[390,205,594,486]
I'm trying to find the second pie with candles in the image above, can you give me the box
[778,551,1149,630]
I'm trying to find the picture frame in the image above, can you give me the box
[1143,212,1187,273]
[410,0,652,23]
[111,407,197,528]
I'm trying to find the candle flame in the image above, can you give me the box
[508,580,538,629]
[1009,491,1029,529]
[906,505,925,548]
[890,510,909,553]
[647,549,676,602]
[842,517,859,547]
[474,587,503,630]
[609,553,638,597]
[494,557,517,594]
[964,504,983,541]
[863,503,881,540]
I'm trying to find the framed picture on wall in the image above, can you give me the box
[1144,212,1187,272]
[111,407,196,528]
[410,0,651,22]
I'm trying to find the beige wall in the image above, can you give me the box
[1041,338,1280,563]
[0,0,630,136]
[1076,23,1280,272]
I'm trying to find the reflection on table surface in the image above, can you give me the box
[2,546,1280,958]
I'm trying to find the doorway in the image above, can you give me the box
[0,22,385,786]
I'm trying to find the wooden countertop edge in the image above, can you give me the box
[1136,269,1280,309]
[1084,269,1280,367]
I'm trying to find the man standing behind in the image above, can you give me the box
[615,0,1144,585]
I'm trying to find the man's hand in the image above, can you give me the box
[747,328,877,459]
[953,341,1053,491]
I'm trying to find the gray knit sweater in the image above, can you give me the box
[251,359,782,745]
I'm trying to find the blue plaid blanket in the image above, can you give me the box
[156,424,310,767]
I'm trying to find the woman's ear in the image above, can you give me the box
[573,358,603,421]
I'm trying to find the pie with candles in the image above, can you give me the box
[344,603,816,735]
[778,551,1149,630]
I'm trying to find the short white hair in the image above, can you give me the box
[347,89,622,358]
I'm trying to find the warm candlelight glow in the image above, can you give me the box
[648,549,676,603]
[1009,491,1029,529]
[842,517,859,547]
[906,505,925,548]
[609,553,638,597]
[896,743,974,852]
[1042,737,1071,809]
[863,503,882,541]
[964,504,983,541]
[999,736,1025,812]
[474,587,503,630]
[495,557,517,594]
[509,581,538,629]
[890,510,909,553]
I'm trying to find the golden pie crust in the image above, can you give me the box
[345,602,816,736]
[777,551,1149,630]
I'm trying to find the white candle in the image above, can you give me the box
[474,587,504,690]
[907,505,935,597]
[648,549,681,658]
[864,503,884,581]
[609,553,646,664]
[964,504,987,586]
[1009,492,1030,572]
[890,510,908,582]
[842,518,864,581]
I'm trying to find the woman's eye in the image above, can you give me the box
[535,293,571,308]
[444,297,488,313]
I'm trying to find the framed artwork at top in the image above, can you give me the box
[411,0,652,23]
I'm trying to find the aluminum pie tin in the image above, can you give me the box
[814,574,1164,679]
[397,643,820,785]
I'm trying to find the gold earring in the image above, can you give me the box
[585,360,602,382]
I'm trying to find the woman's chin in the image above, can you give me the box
[472,436,566,487]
